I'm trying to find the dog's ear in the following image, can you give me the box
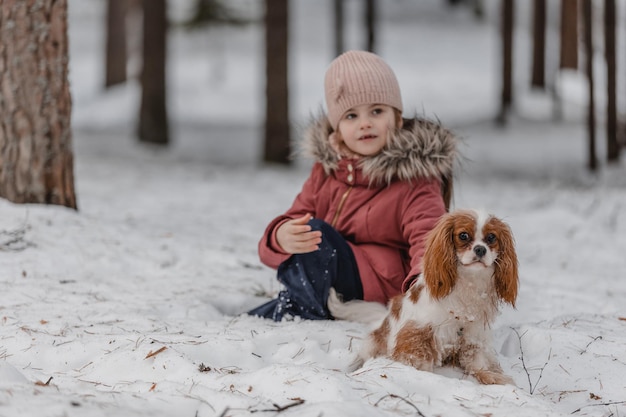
[492,219,519,307]
[422,213,458,299]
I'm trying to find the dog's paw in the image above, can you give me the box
[473,370,515,385]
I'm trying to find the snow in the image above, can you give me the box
[1,0,626,416]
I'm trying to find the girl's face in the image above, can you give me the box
[336,104,400,157]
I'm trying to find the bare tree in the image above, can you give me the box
[604,0,619,162]
[499,0,514,124]
[0,0,77,209]
[559,0,578,69]
[184,0,251,27]
[531,0,546,88]
[138,0,169,145]
[106,0,128,87]
[263,0,290,164]
[365,0,376,52]
[582,0,597,171]
[334,0,345,57]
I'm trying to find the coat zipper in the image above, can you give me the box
[331,186,353,228]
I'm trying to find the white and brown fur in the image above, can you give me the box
[328,209,519,385]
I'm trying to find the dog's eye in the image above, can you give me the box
[459,232,470,241]
[485,233,496,245]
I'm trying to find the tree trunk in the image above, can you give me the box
[0,0,77,209]
[499,0,514,123]
[138,0,169,145]
[560,0,578,69]
[582,0,597,171]
[105,0,128,87]
[334,0,344,57]
[604,0,619,162]
[365,0,376,52]
[531,0,546,88]
[263,0,290,164]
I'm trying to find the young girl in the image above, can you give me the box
[249,50,457,321]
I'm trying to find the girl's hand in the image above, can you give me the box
[276,213,322,254]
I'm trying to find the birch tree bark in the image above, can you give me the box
[0,0,77,209]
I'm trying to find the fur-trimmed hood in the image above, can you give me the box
[301,114,458,186]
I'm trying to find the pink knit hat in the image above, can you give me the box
[324,50,403,130]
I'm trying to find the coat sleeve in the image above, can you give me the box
[257,163,326,269]
[400,178,447,291]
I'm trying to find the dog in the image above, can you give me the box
[328,209,519,385]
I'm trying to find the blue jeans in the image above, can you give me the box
[248,219,363,321]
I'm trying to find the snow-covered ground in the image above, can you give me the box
[1,1,625,416]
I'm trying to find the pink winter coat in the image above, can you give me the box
[258,116,457,304]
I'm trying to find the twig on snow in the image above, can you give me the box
[76,379,113,388]
[0,222,33,252]
[0,348,11,360]
[249,398,306,413]
[144,346,167,359]
[35,376,53,386]
[511,327,551,395]
[579,336,602,355]
[291,347,305,359]
[177,391,215,413]
[198,363,212,372]
[571,400,626,413]
[374,393,427,416]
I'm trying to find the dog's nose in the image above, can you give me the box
[474,245,487,258]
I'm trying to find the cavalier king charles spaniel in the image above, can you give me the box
[328,209,519,385]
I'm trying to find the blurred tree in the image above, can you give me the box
[0,0,77,209]
[184,0,251,28]
[365,0,376,52]
[582,0,597,171]
[334,0,345,57]
[264,0,290,164]
[138,0,169,145]
[105,0,128,87]
[604,0,619,162]
[559,0,578,69]
[531,0,546,88]
[499,0,514,124]
[446,0,484,19]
